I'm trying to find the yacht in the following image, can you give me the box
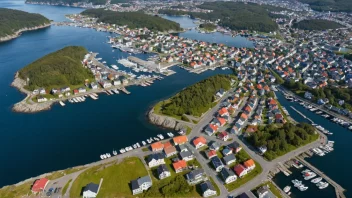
[301,169,311,174]
[298,185,308,191]
[292,179,302,187]
[157,134,164,140]
[311,177,323,183]
[120,148,126,153]
[142,141,146,146]
[100,155,104,160]
[283,186,291,193]
[317,181,329,189]
[304,171,317,180]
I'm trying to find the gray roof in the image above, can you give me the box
[157,164,169,175]
[186,169,205,180]
[200,181,216,193]
[131,180,139,191]
[220,168,235,179]
[84,182,99,193]
[180,150,193,159]
[223,154,236,164]
[211,157,223,168]
[131,175,152,190]
[147,153,164,163]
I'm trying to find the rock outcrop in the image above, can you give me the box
[148,109,189,130]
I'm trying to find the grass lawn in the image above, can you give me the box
[225,162,263,191]
[0,181,34,198]
[186,126,192,135]
[70,157,148,198]
[62,179,72,196]
[142,147,149,152]
[252,181,282,198]
[47,167,85,180]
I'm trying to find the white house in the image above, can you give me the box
[146,153,165,168]
[157,164,171,180]
[37,96,47,103]
[131,176,152,195]
[220,168,237,184]
[83,182,99,198]
[200,181,217,197]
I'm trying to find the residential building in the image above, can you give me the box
[211,157,224,172]
[228,141,242,153]
[193,136,207,149]
[200,181,217,197]
[131,176,152,195]
[31,178,49,193]
[217,131,229,141]
[146,153,165,168]
[209,142,220,151]
[222,154,236,165]
[186,169,206,185]
[164,146,177,157]
[257,185,277,198]
[222,147,233,156]
[173,160,187,173]
[233,164,247,178]
[206,150,217,159]
[157,164,171,180]
[151,142,164,152]
[243,159,256,171]
[83,182,99,198]
[220,168,237,184]
[173,135,188,145]
[180,150,194,161]
[204,124,218,136]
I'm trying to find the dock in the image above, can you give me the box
[127,56,177,76]
[297,157,346,198]
[277,162,292,176]
[290,106,314,124]
[119,87,130,94]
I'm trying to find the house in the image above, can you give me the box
[113,80,121,86]
[151,142,164,152]
[180,150,194,161]
[222,154,236,165]
[90,82,98,89]
[243,159,256,171]
[31,178,49,193]
[218,107,229,117]
[233,164,247,178]
[131,175,152,195]
[257,185,277,198]
[164,146,177,157]
[217,131,229,141]
[37,96,47,103]
[39,88,46,95]
[193,136,207,149]
[83,182,99,198]
[258,146,267,154]
[173,135,188,145]
[213,117,227,127]
[222,147,233,156]
[228,141,242,153]
[157,164,171,180]
[100,81,112,89]
[216,88,226,98]
[200,181,217,197]
[146,153,165,168]
[209,142,220,151]
[78,87,86,93]
[220,168,237,184]
[304,91,313,100]
[204,124,218,136]
[178,144,189,152]
[206,150,217,159]
[186,169,206,185]
[173,160,187,173]
[211,157,224,172]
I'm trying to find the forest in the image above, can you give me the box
[25,0,107,5]
[284,79,352,111]
[297,0,352,12]
[19,46,94,91]
[160,75,233,117]
[0,8,50,38]
[199,23,216,31]
[159,2,280,32]
[81,9,182,32]
[293,19,343,30]
[247,123,318,160]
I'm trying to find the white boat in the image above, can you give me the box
[113,150,117,155]
[120,148,126,153]
[317,181,329,189]
[112,89,119,94]
[111,65,119,70]
[136,143,140,147]
[311,177,322,183]
[292,179,302,187]
[59,101,65,106]
[157,134,164,140]
[302,169,311,174]
[100,155,104,160]
[298,185,308,191]
[304,171,317,180]
[283,186,291,193]
[142,141,146,145]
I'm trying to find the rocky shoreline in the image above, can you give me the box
[148,108,191,130]
[0,23,51,43]
[11,73,54,113]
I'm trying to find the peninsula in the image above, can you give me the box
[0,8,50,42]
[81,9,183,32]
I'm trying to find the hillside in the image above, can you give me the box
[298,0,352,12]
[25,0,107,5]
[159,2,280,32]
[81,9,182,32]
[293,19,343,30]
[158,75,233,117]
[0,8,50,38]
[19,46,94,91]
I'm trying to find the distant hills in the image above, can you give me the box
[25,0,107,5]
[298,0,352,12]
[19,46,94,91]
[0,8,50,38]
[81,9,182,32]
[159,2,281,33]
[293,19,343,30]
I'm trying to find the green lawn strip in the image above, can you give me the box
[186,126,192,135]
[276,99,289,122]
[0,181,34,198]
[252,181,282,198]
[225,162,263,191]
[62,179,72,196]
[142,147,149,152]
[70,157,148,198]
[208,177,221,196]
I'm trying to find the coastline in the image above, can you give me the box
[25,1,90,8]
[0,23,51,43]
[147,107,192,130]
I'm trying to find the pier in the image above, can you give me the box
[127,56,178,76]
[297,157,346,198]
[290,106,314,124]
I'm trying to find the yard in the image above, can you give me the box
[69,157,148,198]
[252,181,283,198]
[225,162,263,191]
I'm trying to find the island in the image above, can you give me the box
[293,19,344,30]
[0,8,50,42]
[12,46,94,112]
[159,2,281,33]
[81,9,183,32]
[198,23,217,32]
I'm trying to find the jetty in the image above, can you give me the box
[290,106,314,123]
[297,157,346,198]
[119,87,130,94]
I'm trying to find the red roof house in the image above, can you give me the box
[233,164,247,178]
[218,107,229,117]
[173,160,187,173]
[193,136,207,149]
[32,178,49,193]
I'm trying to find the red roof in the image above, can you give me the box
[217,117,226,126]
[151,142,164,151]
[209,124,219,131]
[218,131,228,139]
[173,160,187,170]
[218,108,228,116]
[163,141,173,149]
[233,165,246,176]
[32,178,49,192]
[193,136,206,146]
[173,135,188,145]
[244,159,255,168]
[207,150,217,158]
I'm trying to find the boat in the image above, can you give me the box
[59,101,65,106]
[317,181,329,189]
[157,134,164,140]
[311,177,323,183]
[113,150,117,155]
[142,141,146,146]
[287,192,291,195]
[292,179,302,187]
[120,148,126,153]
[100,155,104,160]
[283,186,291,193]
[304,171,317,180]
[301,169,311,174]
[298,185,308,191]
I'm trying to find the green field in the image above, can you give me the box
[62,179,72,196]
[70,157,148,197]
